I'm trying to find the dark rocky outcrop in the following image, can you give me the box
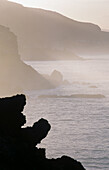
[0,94,85,170]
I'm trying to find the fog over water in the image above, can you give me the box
[0,1,109,169]
[24,56,109,170]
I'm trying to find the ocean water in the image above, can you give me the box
[24,57,109,170]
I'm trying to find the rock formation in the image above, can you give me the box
[38,94,105,99]
[0,25,53,97]
[0,94,85,170]
[50,70,63,85]
[43,70,70,87]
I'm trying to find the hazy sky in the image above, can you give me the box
[8,0,109,30]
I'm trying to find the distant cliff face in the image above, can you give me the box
[0,25,19,60]
[0,25,53,97]
[0,0,109,61]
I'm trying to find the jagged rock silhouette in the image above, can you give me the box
[0,94,85,170]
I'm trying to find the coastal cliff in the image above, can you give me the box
[0,94,85,170]
[0,25,53,97]
[0,0,109,60]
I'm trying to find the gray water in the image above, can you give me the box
[24,57,109,170]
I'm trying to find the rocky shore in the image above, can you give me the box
[0,94,85,170]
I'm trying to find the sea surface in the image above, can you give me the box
[24,56,109,170]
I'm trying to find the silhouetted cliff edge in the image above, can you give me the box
[0,94,85,170]
[0,25,53,97]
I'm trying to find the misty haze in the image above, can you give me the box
[0,0,109,169]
